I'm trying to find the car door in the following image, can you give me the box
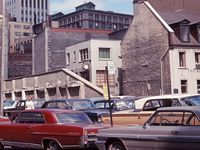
[9,112,34,147]
[141,111,200,150]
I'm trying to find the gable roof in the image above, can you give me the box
[159,12,200,25]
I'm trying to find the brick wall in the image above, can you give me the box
[121,3,171,96]
[47,29,109,72]
[8,53,32,78]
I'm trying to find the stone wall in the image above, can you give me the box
[121,2,171,96]
[8,53,32,78]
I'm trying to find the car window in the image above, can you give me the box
[69,100,96,110]
[16,112,45,124]
[45,102,57,108]
[181,96,200,106]
[148,111,200,126]
[95,102,105,109]
[56,112,92,124]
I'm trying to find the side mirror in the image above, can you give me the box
[143,122,149,129]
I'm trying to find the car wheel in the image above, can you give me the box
[108,141,126,150]
[46,140,62,150]
[0,142,4,150]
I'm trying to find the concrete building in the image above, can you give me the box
[33,27,112,75]
[121,0,200,96]
[52,2,133,31]
[65,39,122,95]
[8,21,32,53]
[5,0,49,24]
[4,69,103,101]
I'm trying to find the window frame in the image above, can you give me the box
[99,47,111,60]
[181,80,188,94]
[179,51,186,68]
[180,23,190,43]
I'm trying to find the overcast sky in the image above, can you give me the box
[50,0,133,15]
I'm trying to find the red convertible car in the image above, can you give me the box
[0,109,105,150]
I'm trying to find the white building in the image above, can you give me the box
[170,48,200,94]
[65,39,122,95]
[5,0,49,24]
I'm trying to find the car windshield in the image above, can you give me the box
[4,100,15,107]
[115,100,132,110]
[56,112,93,124]
[182,96,200,106]
[68,100,97,110]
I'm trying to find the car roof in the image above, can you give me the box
[47,99,91,102]
[134,94,200,109]
[23,108,83,114]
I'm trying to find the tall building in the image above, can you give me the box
[53,2,133,31]
[5,0,49,24]
[8,21,32,53]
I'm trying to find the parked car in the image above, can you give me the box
[3,100,17,110]
[0,109,105,150]
[102,94,200,125]
[97,106,200,150]
[94,99,133,112]
[4,99,46,120]
[41,99,109,122]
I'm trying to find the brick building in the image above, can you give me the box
[33,27,112,75]
[121,0,200,96]
[52,2,133,31]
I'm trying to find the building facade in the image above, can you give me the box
[65,39,122,95]
[9,21,32,53]
[5,0,49,24]
[33,27,112,75]
[4,69,104,101]
[53,2,133,31]
[121,0,200,96]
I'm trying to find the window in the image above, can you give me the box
[89,13,93,20]
[89,21,93,29]
[99,48,110,59]
[95,14,99,20]
[79,49,89,62]
[113,16,117,22]
[66,53,70,65]
[197,80,200,94]
[73,51,76,63]
[179,52,186,67]
[181,80,187,94]
[198,25,200,42]
[107,16,111,22]
[96,70,115,86]
[195,52,200,63]
[23,32,30,36]
[148,111,200,126]
[101,15,105,21]
[180,24,190,42]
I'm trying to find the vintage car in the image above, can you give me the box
[97,106,200,150]
[0,109,105,150]
[102,94,200,125]
[41,99,109,122]
[4,99,46,119]
[94,99,133,112]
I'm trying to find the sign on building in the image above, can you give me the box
[107,61,116,75]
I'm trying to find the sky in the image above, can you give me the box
[50,0,133,15]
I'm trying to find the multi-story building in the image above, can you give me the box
[5,0,49,24]
[65,39,122,95]
[121,0,200,96]
[53,2,133,31]
[9,21,32,53]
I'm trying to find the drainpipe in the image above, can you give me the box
[160,32,174,95]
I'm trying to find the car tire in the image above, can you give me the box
[45,140,62,150]
[108,141,126,150]
[0,142,4,150]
